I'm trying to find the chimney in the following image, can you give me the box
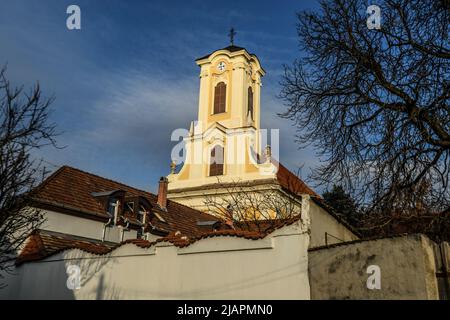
[157,177,168,210]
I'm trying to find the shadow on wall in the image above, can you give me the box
[71,252,123,300]
[0,252,124,300]
[95,273,104,300]
[14,261,76,300]
[94,273,123,300]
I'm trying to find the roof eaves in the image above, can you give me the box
[30,198,110,220]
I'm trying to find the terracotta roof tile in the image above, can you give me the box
[17,230,115,265]
[275,162,320,198]
[30,166,221,238]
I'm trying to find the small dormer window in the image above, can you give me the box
[123,197,152,223]
[91,190,125,225]
[107,198,120,223]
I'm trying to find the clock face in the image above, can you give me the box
[217,61,226,72]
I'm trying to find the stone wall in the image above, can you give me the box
[308,234,440,299]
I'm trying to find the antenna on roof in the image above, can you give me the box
[228,27,236,46]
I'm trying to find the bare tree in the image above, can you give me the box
[279,0,449,213]
[0,66,58,285]
[203,177,303,233]
[323,185,360,226]
[359,179,450,242]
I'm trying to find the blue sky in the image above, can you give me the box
[0,0,322,193]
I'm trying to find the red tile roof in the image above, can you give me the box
[16,230,115,265]
[30,166,221,238]
[275,162,320,198]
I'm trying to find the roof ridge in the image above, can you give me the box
[58,165,156,198]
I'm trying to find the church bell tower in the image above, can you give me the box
[167,38,278,211]
[195,45,264,133]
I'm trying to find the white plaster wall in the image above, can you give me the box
[41,209,137,243]
[308,200,359,248]
[0,222,310,300]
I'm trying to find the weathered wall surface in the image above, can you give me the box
[308,234,439,300]
[0,222,311,300]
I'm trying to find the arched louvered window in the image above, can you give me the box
[209,145,224,176]
[213,82,226,114]
[248,87,253,119]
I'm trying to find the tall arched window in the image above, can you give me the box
[247,87,253,119]
[209,145,224,176]
[213,82,226,114]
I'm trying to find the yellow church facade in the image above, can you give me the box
[168,45,278,193]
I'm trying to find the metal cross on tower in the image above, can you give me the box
[228,27,236,46]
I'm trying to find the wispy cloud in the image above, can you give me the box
[1,0,324,193]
